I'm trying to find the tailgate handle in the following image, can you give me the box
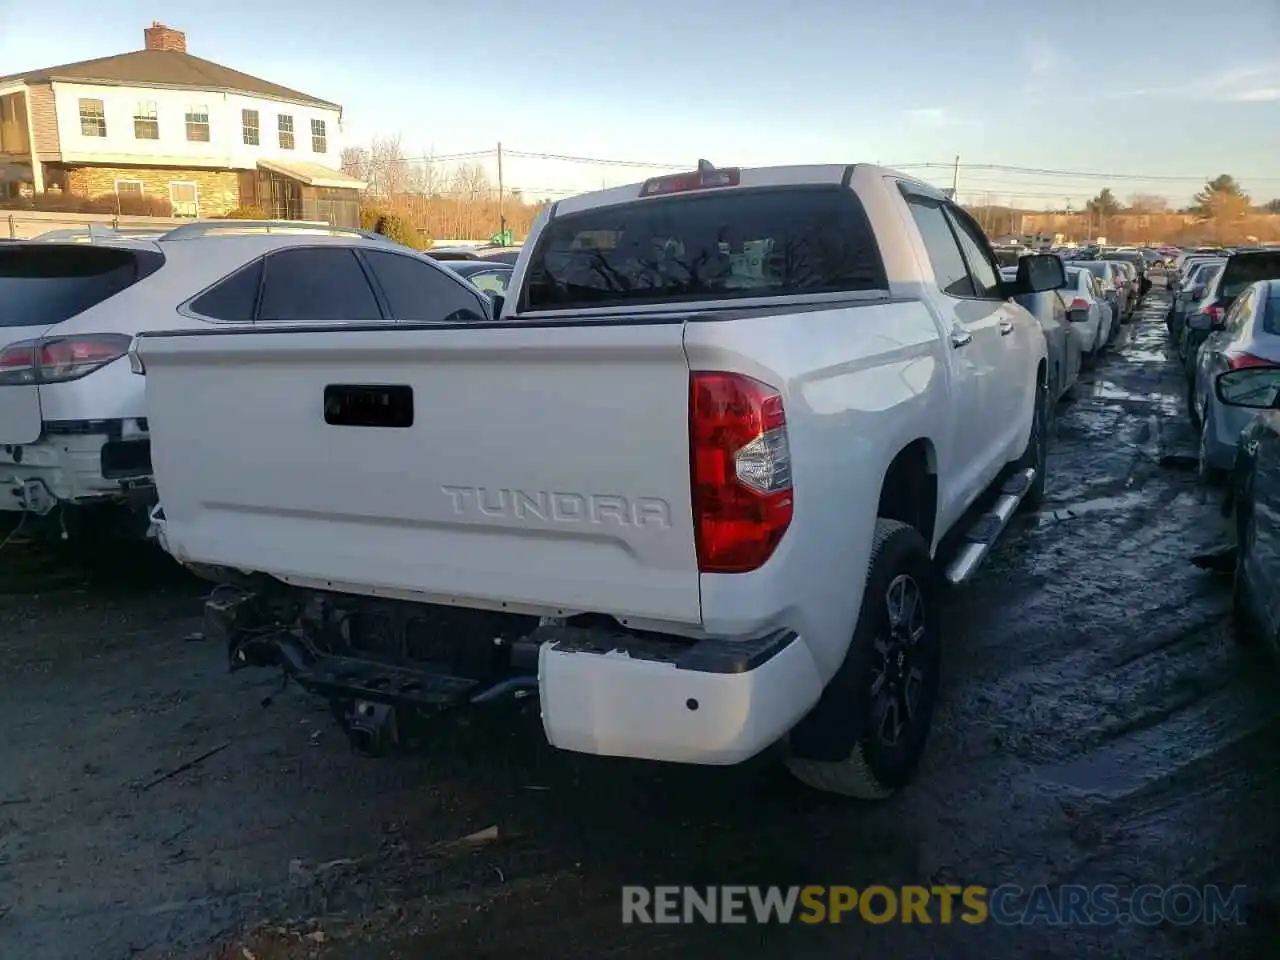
[324,384,414,428]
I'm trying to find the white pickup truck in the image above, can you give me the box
[133,162,1064,798]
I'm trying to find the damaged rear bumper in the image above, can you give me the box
[538,627,822,765]
[207,588,822,766]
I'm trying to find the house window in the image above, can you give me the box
[115,180,144,197]
[185,105,210,142]
[133,101,159,140]
[169,181,199,219]
[277,114,294,150]
[310,118,327,153]
[79,99,106,138]
[242,109,259,146]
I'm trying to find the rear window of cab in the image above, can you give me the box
[522,186,887,312]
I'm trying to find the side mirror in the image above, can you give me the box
[1014,253,1066,294]
[1215,367,1280,409]
[486,291,505,317]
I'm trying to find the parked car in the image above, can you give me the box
[993,246,1034,268]
[1169,259,1224,342]
[426,247,484,261]
[135,162,1060,800]
[1072,261,1125,340]
[442,259,514,296]
[1054,266,1112,361]
[476,246,522,265]
[1105,260,1140,317]
[1001,264,1082,403]
[1188,279,1280,477]
[1217,365,1280,657]
[0,221,492,539]
[1172,254,1223,297]
[1182,250,1280,380]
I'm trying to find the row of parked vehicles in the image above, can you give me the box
[2,164,1275,800]
[1162,248,1280,664]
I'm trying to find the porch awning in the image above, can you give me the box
[256,159,366,190]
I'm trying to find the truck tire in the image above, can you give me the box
[1015,380,1048,510]
[785,520,940,799]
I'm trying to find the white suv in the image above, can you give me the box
[0,221,493,538]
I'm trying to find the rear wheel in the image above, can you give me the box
[785,520,940,799]
[1233,513,1266,650]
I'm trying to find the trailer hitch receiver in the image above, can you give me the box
[345,700,398,756]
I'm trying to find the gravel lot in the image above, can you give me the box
[2,283,1278,959]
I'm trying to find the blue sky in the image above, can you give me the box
[2,0,1278,207]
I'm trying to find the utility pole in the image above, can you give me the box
[496,141,505,243]
[951,154,960,197]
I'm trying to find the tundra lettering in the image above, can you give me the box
[440,485,672,529]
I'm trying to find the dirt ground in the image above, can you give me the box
[2,285,1279,960]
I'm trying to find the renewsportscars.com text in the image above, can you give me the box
[621,884,1249,926]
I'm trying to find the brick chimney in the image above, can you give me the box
[144,22,186,53]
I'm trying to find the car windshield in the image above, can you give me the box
[523,185,886,311]
[1221,253,1280,300]
[1077,262,1109,280]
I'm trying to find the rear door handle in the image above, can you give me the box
[999,320,1014,336]
[950,329,973,349]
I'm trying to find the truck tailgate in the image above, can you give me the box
[137,321,703,624]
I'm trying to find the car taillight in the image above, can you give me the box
[1226,353,1275,371]
[689,372,793,574]
[1205,305,1225,325]
[0,334,132,386]
[1068,297,1090,312]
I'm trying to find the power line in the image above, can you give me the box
[502,149,687,170]
[358,146,1280,183]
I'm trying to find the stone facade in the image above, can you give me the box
[64,165,241,215]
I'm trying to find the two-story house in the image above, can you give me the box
[0,23,365,224]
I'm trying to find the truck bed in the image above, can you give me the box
[136,319,703,625]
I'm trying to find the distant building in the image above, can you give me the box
[0,23,365,223]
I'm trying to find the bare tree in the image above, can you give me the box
[362,134,409,200]
[403,149,444,197]
[1126,193,1168,214]
[340,146,369,184]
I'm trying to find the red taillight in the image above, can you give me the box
[1226,353,1276,371]
[1068,297,1090,312]
[689,372,793,574]
[1205,305,1225,325]
[0,334,132,386]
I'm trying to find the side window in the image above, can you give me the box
[188,259,263,322]
[1225,289,1252,334]
[943,206,1002,299]
[904,197,974,298]
[362,250,487,323]
[466,270,511,295]
[258,247,384,323]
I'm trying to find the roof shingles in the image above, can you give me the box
[0,49,338,109]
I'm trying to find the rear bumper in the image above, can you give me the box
[0,422,154,513]
[539,628,823,764]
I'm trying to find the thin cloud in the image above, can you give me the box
[903,107,955,126]
[1100,62,1280,102]
[1234,87,1280,102]
[1018,37,1071,101]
